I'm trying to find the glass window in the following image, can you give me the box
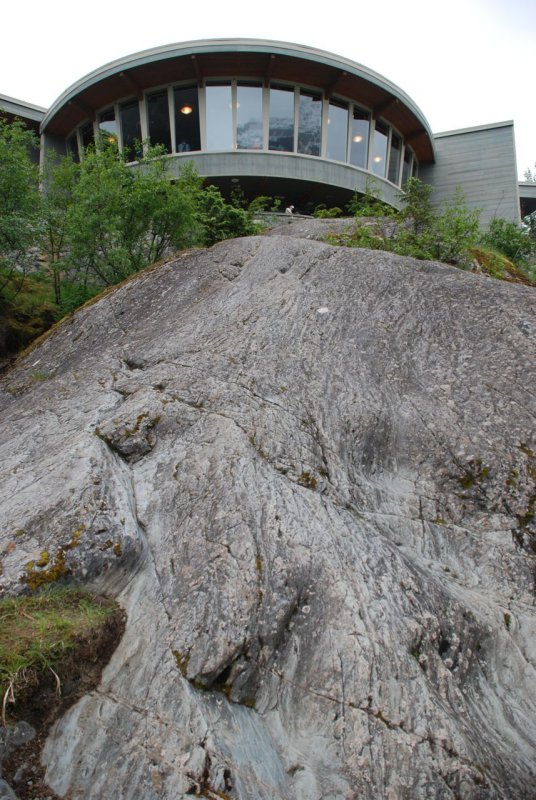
[412,157,419,178]
[147,90,172,153]
[388,132,401,184]
[67,133,80,163]
[350,108,369,168]
[298,91,321,156]
[402,148,412,186]
[236,84,263,150]
[326,100,348,162]
[371,120,389,177]
[174,86,200,152]
[269,86,294,152]
[80,122,94,152]
[206,84,233,150]
[98,108,118,147]
[120,100,142,161]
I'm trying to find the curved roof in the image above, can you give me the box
[41,39,435,162]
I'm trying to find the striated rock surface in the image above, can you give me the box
[1,231,535,800]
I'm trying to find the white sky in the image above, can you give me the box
[3,0,534,179]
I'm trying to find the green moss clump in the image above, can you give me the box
[64,524,85,550]
[21,549,70,590]
[172,649,190,677]
[469,246,535,285]
[298,471,318,490]
[457,458,490,490]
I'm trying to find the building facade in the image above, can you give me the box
[1,40,522,222]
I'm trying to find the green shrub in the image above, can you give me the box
[313,205,343,218]
[347,178,395,218]
[197,185,260,246]
[480,217,535,267]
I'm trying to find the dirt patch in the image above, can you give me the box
[2,604,126,799]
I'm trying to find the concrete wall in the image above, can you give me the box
[162,150,404,209]
[420,121,520,225]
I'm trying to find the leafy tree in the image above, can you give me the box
[0,118,40,300]
[40,153,79,304]
[63,146,200,287]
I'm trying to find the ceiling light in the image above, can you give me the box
[373,156,382,163]
[180,105,193,115]
[352,134,363,143]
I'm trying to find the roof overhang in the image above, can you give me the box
[41,39,435,163]
[0,93,46,130]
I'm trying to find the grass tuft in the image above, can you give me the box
[0,587,119,721]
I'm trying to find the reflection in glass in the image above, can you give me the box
[237,84,263,150]
[174,86,200,152]
[120,100,142,161]
[350,108,369,168]
[98,108,118,147]
[80,122,94,151]
[206,84,233,150]
[402,147,412,186]
[269,87,294,152]
[371,120,389,176]
[67,133,80,163]
[148,90,172,153]
[388,132,401,184]
[327,100,348,162]
[298,91,321,156]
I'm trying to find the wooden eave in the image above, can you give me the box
[43,51,434,162]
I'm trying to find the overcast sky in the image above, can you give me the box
[3,0,534,179]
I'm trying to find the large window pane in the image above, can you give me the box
[388,132,401,184]
[98,108,117,147]
[350,108,369,168]
[237,84,263,150]
[80,122,94,151]
[371,120,389,177]
[298,91,321,156]
[206,84,232,150]
[402,148,412,186]
[327,100,348,162]
[67,133,80,163]
[269,87,294,152]
[174,86,200,152]
[147,90,171,153]
[120,100,142,161]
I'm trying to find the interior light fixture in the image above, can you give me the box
[373,156,382,163]
[180,105,193,115]
[352,134,363,143]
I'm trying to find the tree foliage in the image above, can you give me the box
[0,119,40,299]
[523,163,536,183]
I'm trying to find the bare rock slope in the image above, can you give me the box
[1,232,536,800]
